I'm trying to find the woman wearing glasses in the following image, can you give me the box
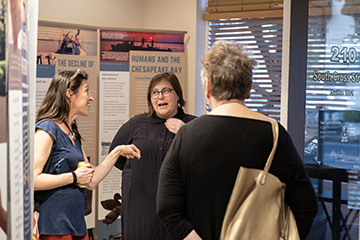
[109,72,196,240]
[34,69,141,240]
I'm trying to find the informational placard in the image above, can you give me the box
[129,51,186,116]
[36,24,98,232]
[318,110,360,170]
[0,0,6,238]
[7,0,30,239]
[98,29,185,239]
[98,63,130,240]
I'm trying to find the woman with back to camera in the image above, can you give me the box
[109,71,196,240]
[34,69,140,240]
[157,41,318,240]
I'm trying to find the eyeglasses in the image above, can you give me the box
[68,68,84,88]
[150,88,174,99]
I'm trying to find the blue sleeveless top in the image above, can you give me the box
[36,119,86,236]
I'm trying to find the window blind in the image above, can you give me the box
[208,17,283,120]
[204,0,283,21]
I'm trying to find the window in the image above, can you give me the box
[207,17,283,119]
[305,2,360,239]
[305,1,360,164]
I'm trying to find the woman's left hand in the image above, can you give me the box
[120,144,141,159]
[165,118,185,134]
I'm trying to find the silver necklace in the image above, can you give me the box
[63,121,76,140]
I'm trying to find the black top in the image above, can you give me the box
[157,115,318,240]
[109,108,196,240]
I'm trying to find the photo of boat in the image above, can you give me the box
[37,25,98,65]
[100,30,184,62]
[110,41,172,52]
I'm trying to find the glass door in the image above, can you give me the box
[305,0,360,239]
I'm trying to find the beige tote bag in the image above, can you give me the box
[220,118,299,240]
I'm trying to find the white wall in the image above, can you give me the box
[38,0,207,115]
[38,0,145,29]
[195,0,207,116]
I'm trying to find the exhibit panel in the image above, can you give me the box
[98,29,186,239]
[0,0,6,239]
[35,24,188,239]
[36,23,98,237]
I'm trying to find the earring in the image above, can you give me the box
[69,98,72,102]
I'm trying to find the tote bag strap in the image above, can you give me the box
[260,118,279,185]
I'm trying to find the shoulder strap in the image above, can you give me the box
[264,118,279,172]
[260,118,279,184]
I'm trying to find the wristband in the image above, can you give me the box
[71,171,77,185]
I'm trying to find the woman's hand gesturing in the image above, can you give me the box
[119,144,141,159]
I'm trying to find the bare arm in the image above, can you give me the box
[87,144,141,190]
[34,129,94,190]
[34,130,74,190]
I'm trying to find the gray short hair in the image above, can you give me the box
[201,41,257,101]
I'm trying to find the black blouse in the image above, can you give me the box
[157,115,318,240]
[109,108,196,240]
